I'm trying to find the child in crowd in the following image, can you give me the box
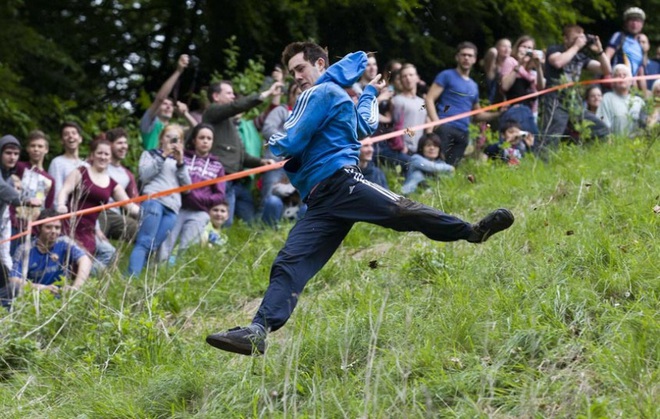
[401,133,455,195]
[200,202,229,248]
[485,119,534,165]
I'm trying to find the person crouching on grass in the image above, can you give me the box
[1,209,92,307]
[206,41,515,356]
[485,119,534,165]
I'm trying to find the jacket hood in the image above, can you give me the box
[0,135,21,152]
[316,51,367,87]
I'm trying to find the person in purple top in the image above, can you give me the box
[425,42,500,166]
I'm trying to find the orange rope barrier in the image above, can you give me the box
[2,73,658,245]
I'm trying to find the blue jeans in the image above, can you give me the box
[127,200,177,276]
[225,181,256,227]
[252,166,472,332]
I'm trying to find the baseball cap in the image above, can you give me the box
[623,7,645,21]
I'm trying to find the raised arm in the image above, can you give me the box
[145,55,189,119]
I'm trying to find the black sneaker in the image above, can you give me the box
[206,325,267,356]
[467,208,514,243]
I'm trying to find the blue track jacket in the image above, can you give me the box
[267,52,379,199]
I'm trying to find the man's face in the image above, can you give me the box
[625,17,644,36]
[214,83,236,105]
[359,143,374,163]
[111,136,129,161]
[365,56,378,80]
[612,68,632,94]
[656,46,660,60]
[39,220,62,247]
[399,66,419,93]
[288,52,325,92]
[455,48,476,72]
[159,99,174,120]
[1,146,20,169]
[587,88,603,110]
[27,139,48,164]
[564,29,584,48]
[61,127,82,153]
[636,34,650,53]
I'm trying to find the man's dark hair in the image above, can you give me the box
[36,208,62,233]
[456,42,478,56]
[207,80,232,103]
[563,24,584,37]
[26,130,49,146]
[105,127,128,143]
[500,119,522,133]
[281,42,329,70]
[60,121,82,137]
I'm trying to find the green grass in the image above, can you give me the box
[1,136,658,418]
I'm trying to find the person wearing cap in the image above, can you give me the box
[605,7,646,94]
[0,135,41,292]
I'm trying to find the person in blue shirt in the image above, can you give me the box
[4,209,92,303]
[206,41,514,356]
[605,7,646,94]
[425,42,501,166]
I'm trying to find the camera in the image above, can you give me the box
[525,50,534,57]
[517,131,529,139]
[585,34,597,47]
[189,55,200,67]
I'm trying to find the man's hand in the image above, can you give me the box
[589,36,604,55]
[369,74,387,94]
[261,82,284,100]
[177,54,190,72]
[573,34,588,50]
[260,158,276,166]
[175,101,190,115]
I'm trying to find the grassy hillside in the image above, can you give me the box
[1,136,658,418]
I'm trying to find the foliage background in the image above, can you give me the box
[2,0,659,144]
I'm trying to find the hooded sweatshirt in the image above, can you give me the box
[181,149,226,212]
[267,52,379,199]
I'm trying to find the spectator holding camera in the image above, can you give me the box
[499,35,545,137]
[127,124,191,277]
[485,119,534,165]
[540,24,610,152]
[605,7,646,94]
[596,64,646,137]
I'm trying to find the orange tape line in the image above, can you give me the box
[2,74,658,244]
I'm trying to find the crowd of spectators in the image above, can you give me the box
[0,7,658,305]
